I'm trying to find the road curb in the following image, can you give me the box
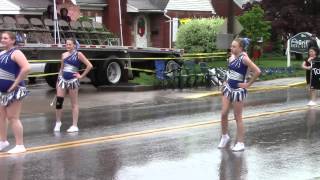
[185,81,306,99]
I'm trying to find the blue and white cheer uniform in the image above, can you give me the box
[57,51,81,89]
[221,53,248,102]
[0,48,28,106]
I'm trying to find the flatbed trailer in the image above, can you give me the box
[19,43,182,88]
[0,15,183,88]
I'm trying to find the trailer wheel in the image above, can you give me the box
[44,63,59,88]
[103,60,122,84]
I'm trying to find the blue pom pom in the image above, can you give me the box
[16,33,23,43]
[75,40,80,49]
[242,38,251,50]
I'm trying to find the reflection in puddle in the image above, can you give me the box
[219,150,247,180]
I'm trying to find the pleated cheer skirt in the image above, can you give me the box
[221,84,247,102]
[57,76,80,89]
[0,86,29,106]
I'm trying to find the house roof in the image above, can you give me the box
[0,0,20,14]
[0,0,50,14]
[165,0,215,13]
[9,0,51,9]
[127,0,169,12]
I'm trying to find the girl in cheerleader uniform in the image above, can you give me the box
[54,38,92,133]
[218,38,261,151]
[0,31,30,154]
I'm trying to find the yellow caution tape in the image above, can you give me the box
[29,60,60,63]
[183,52,227,56]
[26,69,86,78]
[125,67,155,73]
[27,72,59,78]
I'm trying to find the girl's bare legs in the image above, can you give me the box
[68,88,79,127]
[54,86,65,132]
[0,107,9,150]
[307,86,317,106]
[221,96,231,135]
[233,101,244,143]
[232,101,245,151]
[310,89,317,102]
[6,101,26,154]
[6,101,23,145]
[218,95,231,148]
[55,87,66,123]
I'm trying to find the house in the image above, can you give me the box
[105,0,253,48]
[1,0,250,48]
[104,0,216,48]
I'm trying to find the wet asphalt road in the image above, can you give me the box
[1,86,320,180]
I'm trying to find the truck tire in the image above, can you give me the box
[44,63,59,88]
[102,60,123,84]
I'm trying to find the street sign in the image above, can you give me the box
[287,32,313,67]
[289,32,312,54]
[310,60,320,89]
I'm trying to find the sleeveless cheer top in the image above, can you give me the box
[227,53,248,89]
[62,51,81,80]
[0,48,25,92]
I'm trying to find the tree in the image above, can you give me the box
[242,0,320,56]
[238,5,271,53]
[246,0,320,38]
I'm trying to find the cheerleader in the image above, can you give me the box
[301,47,319,106]
[54,38,92,133]
[0,31,30,154]
[218,38,261,151]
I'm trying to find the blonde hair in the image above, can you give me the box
[233,38,245,49]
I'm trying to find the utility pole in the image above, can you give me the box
[227,0,234,34]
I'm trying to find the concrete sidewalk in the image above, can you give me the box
[22,77,306,116]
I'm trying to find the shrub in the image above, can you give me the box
[176,18,225,53]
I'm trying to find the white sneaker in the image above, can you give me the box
[67,126,79,133]
[0,141,10,151]
[307,101,317,106]
[218,134,230,148]
[232,142,245,152]
[7,145,26,154]
[54,121,62,132]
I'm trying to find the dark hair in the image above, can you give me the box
[47,5,54,12]
[308,46,319,57]
[1,31,17,45]
[60,8,68,15]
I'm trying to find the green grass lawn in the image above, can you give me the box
[205,55,305,81]
[206,56,302,68]
[130,55,306,86]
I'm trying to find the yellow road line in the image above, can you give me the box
[185,81,306,99]
[0,105,312,158]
